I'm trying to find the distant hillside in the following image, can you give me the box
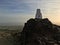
[0,25,23,32]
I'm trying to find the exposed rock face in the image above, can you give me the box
[15,18,59,45]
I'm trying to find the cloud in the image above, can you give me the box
[0,0,60,25]
[0,0,60,13]
[0,0,31,13]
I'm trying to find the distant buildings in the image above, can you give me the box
[35,9,42,19]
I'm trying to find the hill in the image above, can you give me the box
[14,18,60,45]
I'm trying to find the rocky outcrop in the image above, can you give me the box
[15,18,59,45]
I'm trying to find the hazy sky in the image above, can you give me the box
[0,0,60,25]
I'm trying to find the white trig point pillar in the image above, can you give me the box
[35,9,42,19]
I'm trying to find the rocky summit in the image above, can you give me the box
[15,18,60,45]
